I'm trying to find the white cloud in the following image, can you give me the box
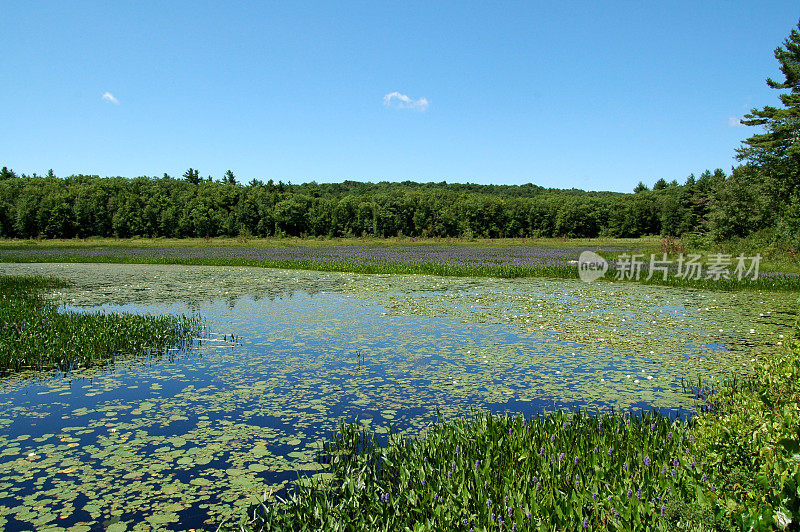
[383,91,429,111]
[102,92,119,104]
[728,116,742,128]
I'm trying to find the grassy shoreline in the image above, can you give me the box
[1,237,798,291]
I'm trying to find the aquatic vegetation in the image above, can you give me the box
[0,275,202,372]
[243,410,713,530]
[0,264,794,529]
[243,321,800,531]
[1,243,798,291]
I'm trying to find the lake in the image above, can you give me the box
[0,263,794,530]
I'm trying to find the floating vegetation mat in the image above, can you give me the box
[0,263,795,530]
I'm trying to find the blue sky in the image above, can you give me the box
[2,2,798,192]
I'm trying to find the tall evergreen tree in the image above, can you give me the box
[736,19,800,244]
[224,170,237,185]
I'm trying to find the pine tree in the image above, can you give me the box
[737,19,800,205]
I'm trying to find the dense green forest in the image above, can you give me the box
[0,167,738,240]
[1,21,798,246]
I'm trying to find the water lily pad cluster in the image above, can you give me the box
[0,263,794,529]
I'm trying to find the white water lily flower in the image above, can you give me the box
[647,376,653,380]
[634,379,640,384]
[750,329,755,334]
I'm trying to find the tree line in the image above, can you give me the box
[0,168,736,240]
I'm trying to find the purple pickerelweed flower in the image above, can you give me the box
[455,445,461,454]
[592,492,597,501]
[613,508,619,519]
[662,465,668,475]
[671,469,677,477]
[535,482,541,491]
[661,504,667,517]
[637,487,642,499]
[667,432,673,441]
[475,460,480,469]
[487,499,493,508]
[702,474,707,482]
[421,479,426,486]
[539,447,545,456]
[526,511,532,519]
[643,456,651,466]
[608,446,613,456]
[550,434,556,443]
[583,518,589,528]
[651,423,656,431]
[559,452,565,462]
[507,507,513,517]
[627,488,632,498]
[512,523,517,531]
[623,461,627,471]
[574,456,579,466]
[709,485,716,492]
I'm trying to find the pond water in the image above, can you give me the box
[0,263,795,530]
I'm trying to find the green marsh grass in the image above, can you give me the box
[244,410,711,531]
[1,250,798,292]
[0,275,202,373]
